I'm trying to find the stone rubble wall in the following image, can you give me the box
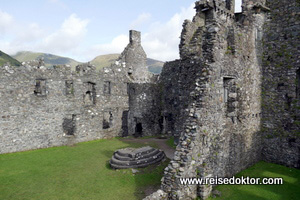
[261,0,300,168]
[144,0,271,199]
[0,63,130,154]
[127,82,162,136]
[0,29,159,154]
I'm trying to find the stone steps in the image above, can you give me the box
[110,146,166,169]
[114,148,160,161]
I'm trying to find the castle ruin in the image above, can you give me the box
[0,0,299,199]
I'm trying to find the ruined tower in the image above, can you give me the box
[144,0,299,199]
[119,30,150,83]
[116,30,162,137]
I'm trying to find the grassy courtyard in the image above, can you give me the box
[0,138,168,200]
[208,161,300,200]
[1,138,300,200]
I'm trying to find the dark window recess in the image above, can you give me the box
[285,94,292,111]
[103,111,113,129]
[223,77,237,122]
[62,115,76,135]
[158,116,164,132]
[84,82,96,105]
[277,83,285,91]
[121,111,129,137]
[128,67,133,76]
[225,0,232,10]
[130,86,136,95]
[167,113,173,121]
[34,79,47,96]
[297,68,300,101]
[135,123,143,137]
[65,80,74,95]
[127,83,130,95]
[226,28,235,54]
[103,81,111,95]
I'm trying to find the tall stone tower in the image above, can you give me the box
[119,30,150,83]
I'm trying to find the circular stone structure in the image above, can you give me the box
[110,146,165,169]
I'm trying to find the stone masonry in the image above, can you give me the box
[1,0,299,199]
[145,0,300,199]
[0,30,157,154]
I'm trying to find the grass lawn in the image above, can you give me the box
[166,137,176,149]
[208,161,300,200]
[0,138,169,200]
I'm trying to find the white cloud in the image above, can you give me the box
[84,34,128,61]
[142,3,195,61]
[39,14,89,54]
[130,13,152,29]
[0,10,13,35]
[0,12,89,59]
[12,23,44,45]
[1,3,195,62]
[87,3,195,62]
[235,0,242,13]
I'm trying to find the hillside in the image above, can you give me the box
[90,54,120,70]
[90,54,164,74]
[13,51,81,68]
[12,51,164,74]
[0,50,21,66]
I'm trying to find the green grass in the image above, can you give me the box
[0,138,169,200]
[208,161,300,200]
[166,136,176,149]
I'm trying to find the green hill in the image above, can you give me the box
[90,54,120,70]
[90,54,164,74]
[13,51,81,68]
[0,50,21,66]
[12,51,164,73]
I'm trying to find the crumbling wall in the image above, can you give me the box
[0,29,160,154]
[0,63,130,154]
[261,0,300,168]
[146,1,267,199]
[116,30,160,137]
[127,82,161,136]
[158,59,200,142]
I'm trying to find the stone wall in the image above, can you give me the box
[127,82,162,136]
[0,30,158,154]
[147,0,269,199]
[0,63,130,154]
[261,0,300,168]
[144,0,300,199]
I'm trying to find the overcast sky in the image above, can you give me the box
[0,0,242,62]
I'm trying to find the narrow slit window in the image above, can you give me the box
[127,83,130,95]
[223,77,236,110]
[104,81,111,95]
[65,80,74,95]
[84,82,96,105]
[103,111,113,129]
[34,79,47,96]
[62,114,76,136]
